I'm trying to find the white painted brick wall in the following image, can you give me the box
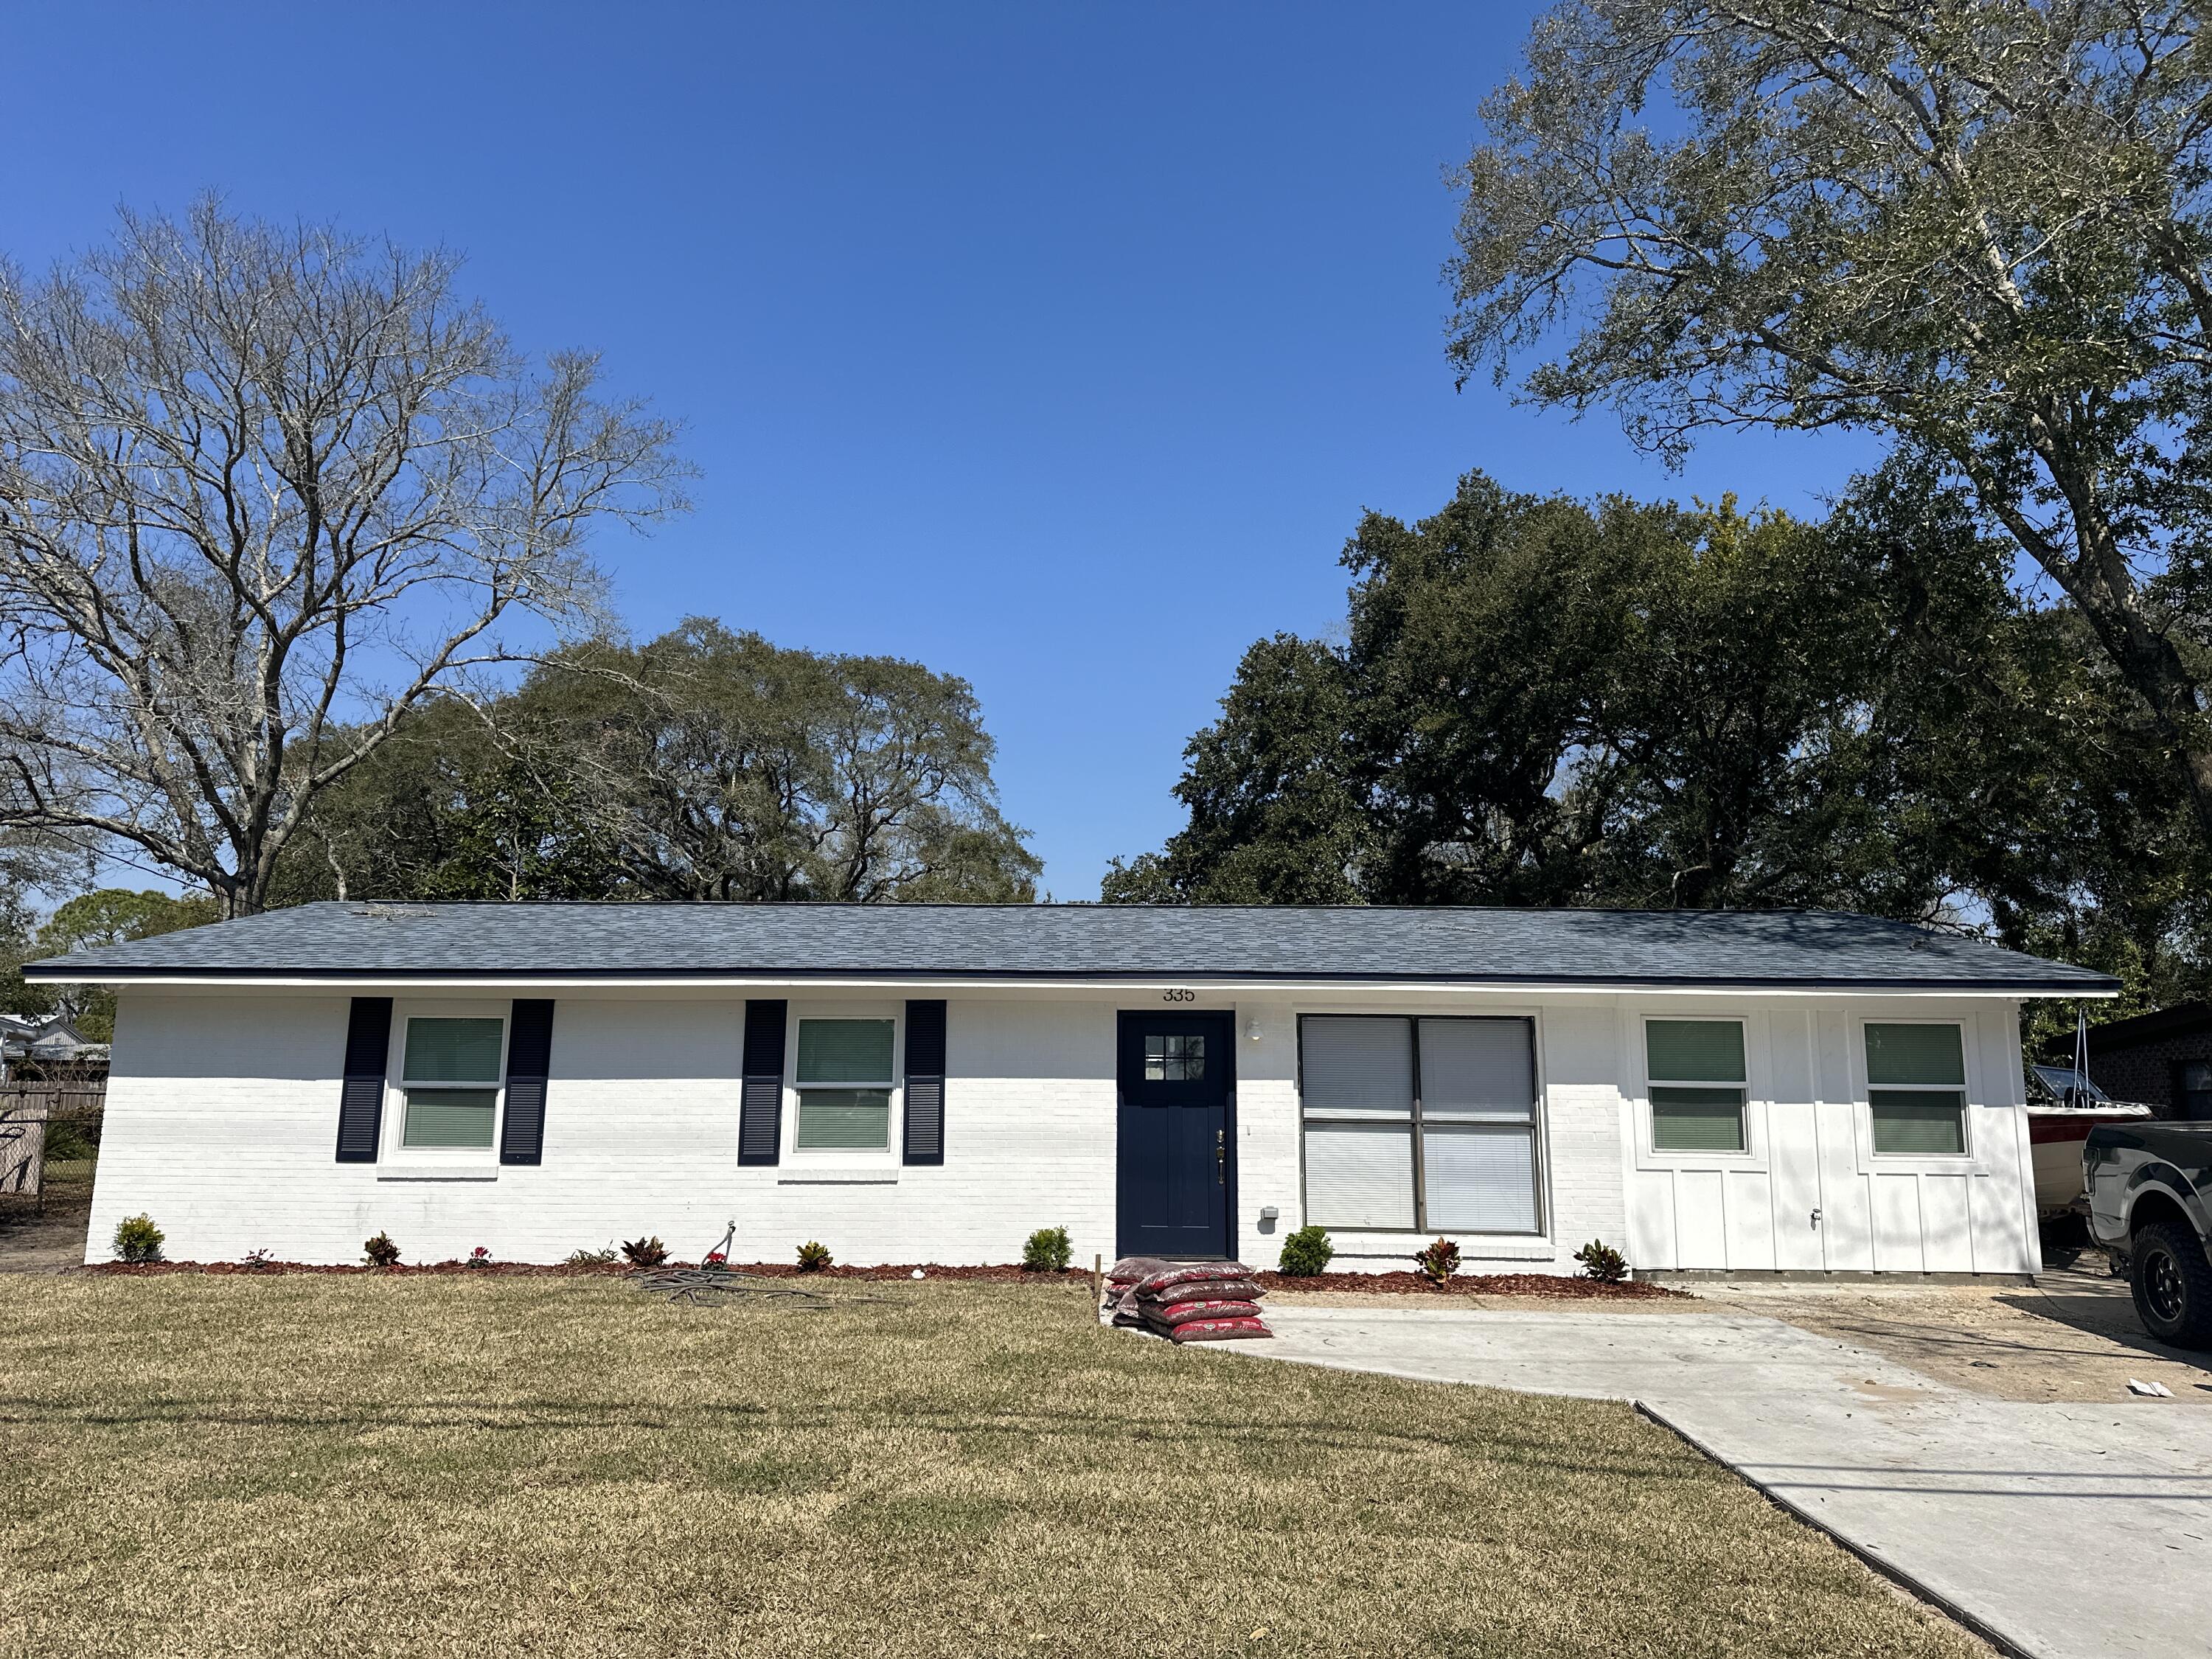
[86,984,2037,1276]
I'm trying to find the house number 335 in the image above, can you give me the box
[1161,988,1197,1003]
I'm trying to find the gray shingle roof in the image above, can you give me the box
[21,901,2118,992]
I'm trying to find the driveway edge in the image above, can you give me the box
[1631,1400,2031,1659]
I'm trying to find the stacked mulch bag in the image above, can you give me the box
[1101,1256,1271,1343]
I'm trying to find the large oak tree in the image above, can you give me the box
[1449,2,2212,832]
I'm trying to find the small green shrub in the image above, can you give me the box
[796,1239,833,1273]
[621,1235,668,1268]
[1021,1225,1072,1272]
[363,1231,401,1268]
[112,1214,164,1264]
[240,1248,277,1273]
[566,1245,619,1267]
[1574,1239,1630,1284]
[1276,1224,1333,1277]
[1415,1237,1461,1284]
[42,1120,97,1163]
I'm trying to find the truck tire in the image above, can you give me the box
[2129,1220,2212,1349]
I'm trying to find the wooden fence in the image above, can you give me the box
[0,1082,106,1203]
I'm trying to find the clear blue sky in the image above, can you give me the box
[1,3,1878,898]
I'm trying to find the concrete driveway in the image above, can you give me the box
[1242,1304,2212,1659]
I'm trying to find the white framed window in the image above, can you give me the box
[1865,1022,1968,1156]
[1644,1019,1749,1155]
[793,1017,897,1150]
[397,1014,506,1151]
[1298,1015,1541,1235]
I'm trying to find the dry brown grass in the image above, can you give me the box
[0,1276,1980,1659]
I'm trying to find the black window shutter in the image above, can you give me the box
[738,999,787,1166]
[903,999,947,1166]
[500,999,556,1166]
[335,997,393,1163]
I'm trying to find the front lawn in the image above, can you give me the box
[0,1276,1975,1658]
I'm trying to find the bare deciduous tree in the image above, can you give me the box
[0,200,691,914]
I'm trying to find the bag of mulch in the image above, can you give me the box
[1103,1256,1180,1324]
[1153,1315,1272,1343]
[1128,1262,1256,1298]
[1144,1298,1262,1326]
[1144,1278,1262,1307]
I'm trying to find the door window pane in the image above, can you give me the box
[1423,1123,1537,1232]
[403,1018,504,1083]
[1143,1033,1206,1082]
[1303,1120,1416,1228]
[1418,1018,1534,1121]
[1871,1090,1966,1154]
[796,1020,895,1083]
[403,1087,497,1148]
[1646,1020,1746,1083]
[1651,1086,1748,1152]
[1301,1018,1413,1117]
[795,1087,893,1149]
[1865,1023,1965,1086]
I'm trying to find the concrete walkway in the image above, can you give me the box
[1244,1307,2212,1659]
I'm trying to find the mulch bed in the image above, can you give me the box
[1256,1269,1682,1299]
[85,1259,1678,1296]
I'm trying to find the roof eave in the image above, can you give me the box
[21,964,2122,997]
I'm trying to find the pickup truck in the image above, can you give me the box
[2084,1121,2212,1349]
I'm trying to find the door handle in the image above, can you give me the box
[1217,1128,1225,1186]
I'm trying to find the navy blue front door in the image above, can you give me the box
[1116,1011,1234,1259]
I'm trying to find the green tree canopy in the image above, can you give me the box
[278,621,1040,905]
[1449,2,2212,838]
[1105,468,2208,1017]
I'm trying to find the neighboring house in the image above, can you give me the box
[0,1012,105,1081]
[24,902,2116,1273]
[2070,1003,2212,1121]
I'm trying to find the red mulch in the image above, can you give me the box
[86,1259,1677,1295]
[1256,1269,1681,1299]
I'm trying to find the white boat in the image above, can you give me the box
[2025,1062,2153,1216]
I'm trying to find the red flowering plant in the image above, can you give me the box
[465,1246,493,1270]
[704,1251,728,1267]
[1414,1237,1461,1285]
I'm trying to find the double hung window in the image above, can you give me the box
[794,1018,897,1150]
[400,1016,505,1150]
[1299,1015,1540,1234]
[1646,1020,1749,1154]
[1865,1023,1968,1155]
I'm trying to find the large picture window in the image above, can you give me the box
[1865,1023,1968,1155]
[794,1018,897,1150]
[1646,1020,1748,1154]
[400,1016,504,1150]
[1299,1015,1540,1234]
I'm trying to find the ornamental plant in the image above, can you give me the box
[363,1231,401,1268]
[796,1240,833,1273]
[1276,1225,1333,1277]
[1574,1239,1630,1284]
[621,1235,669,1268]
[465,1246,493,1270]
[1022,1225,1073,1273]
[1415,1237,1461,1284]
[112,1214,164,1264]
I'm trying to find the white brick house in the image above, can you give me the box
[25,902,2116,1274]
